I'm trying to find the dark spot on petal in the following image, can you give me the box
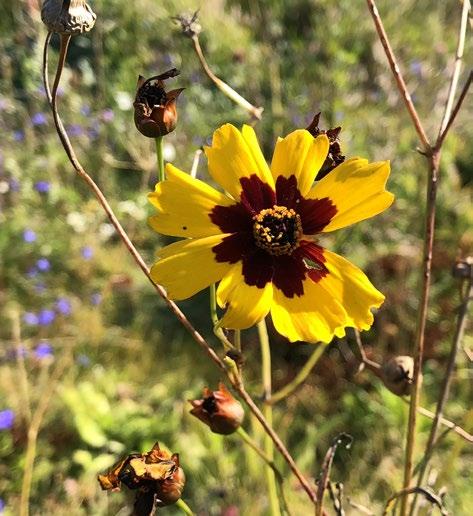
[182,226,187,230]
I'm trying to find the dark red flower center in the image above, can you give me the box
[137,81,167,108]
[210,174,338,298]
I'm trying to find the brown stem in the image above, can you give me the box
[402,150,440,514]
[42,35,316,505]
[410,273,473,515]
[191,34,263,120]
[436,0,471,140]
[366,0,430,151]
[436,70,472,150]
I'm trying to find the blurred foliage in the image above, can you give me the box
[0,0,472,514]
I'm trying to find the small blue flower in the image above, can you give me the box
[31,112,47,126]
[81,246,94,260]
[0,409,15,430]
[0,496,5,513]
[38,309,56,326]
[36,258,50,272]
[14,130,25,141]
[67,124,85,137]
[90,292,102,305]
[101,108,114,122]
[23,229,37,243]
[34,180,50,194]
[27,267,38,279]
[80,104,91,116]
[16,345,29,358]
[23,312,39,325]
[9,178,20,192]
[56,297,72,315]
[34,342,54,359]
[77,354,90,366]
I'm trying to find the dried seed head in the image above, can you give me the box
[306,112,345,179]
[173,11,202,38]
[452,257,473,279]
[41,0,97,35]
[189,383,244,435]
[134,69,184,138]
[381,355,418,396]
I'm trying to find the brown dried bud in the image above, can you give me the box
[306,112,345,179]
[190,383,244,435]
[133,69,184,138]
[381,356,420,396]
[41,0,96,34]
[97,442,185,508]
[173,11,202,38]
[452,257,473,279]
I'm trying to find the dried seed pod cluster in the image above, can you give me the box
[41,0,96,34]
[98,442,185,508]
[381,355,418,396]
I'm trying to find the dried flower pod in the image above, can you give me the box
[134,69,184,138]
[381,355,419,396]
[173,11,202,38]
[41,0,97,34]
[452,257,473,279]
[306,112,345,179]
[98,442,185,508]
[190,383,244,435]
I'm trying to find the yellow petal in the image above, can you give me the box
[150,235,233,300]
[319,249,385,331]
[204,124,274,200]
[271,131,329,195]
[307,158,394,232]
[148,164,234,238]
[217,263,273,329]
[271,277,348,344]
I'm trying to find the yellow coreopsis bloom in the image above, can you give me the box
[148,124,394,343]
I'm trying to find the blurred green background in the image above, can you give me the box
[0,0,472,514]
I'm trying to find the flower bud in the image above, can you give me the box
[306,112,345,179]
[41,0,97,34]
[155,454,186,506]
[190,383,244,435]
[381,355,419,396]
[133,69,184,138]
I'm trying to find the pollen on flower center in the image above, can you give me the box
[253,205,302,256]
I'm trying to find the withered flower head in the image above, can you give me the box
[98,442,185,508]
[381,355,419,396]
[173,10,202,38]
[306,112,345,179]
[41,0,96,34]
[133,69,184,138]
[189,383,244,435]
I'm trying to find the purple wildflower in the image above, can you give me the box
[0,498,5,513]
[9,178,20,192]
[23,312,39,325]
[0,409,15,430]
[34,341,54,359]
[67,124,85,137]
[27,267,38,279]
[81,246,94,260]
[36,258,50,272]
[34,181,50,193]
[80,104,91,116]
[90,292,102,305]
[56,297,72,315]
[23,229,37,243]
[14,130,25,141]
[38,309,56,326]
[31,112,47,126]
[101,108,114,122]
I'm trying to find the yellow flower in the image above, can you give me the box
[148,124,394,343]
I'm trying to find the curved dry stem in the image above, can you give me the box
[191,34,263,120]
[270,344,325,404]
[42,35,316,506]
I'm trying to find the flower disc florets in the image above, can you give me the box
[253,205,302,256]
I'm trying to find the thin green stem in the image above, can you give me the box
[234,329,241,352]
[236,428,292,516]
[270,345,325,404]
[209,284,234,351]
[176,498,194,515]
[155,136,165,182]
[258,319,281,516]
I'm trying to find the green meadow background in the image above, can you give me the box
[0,0,472,514]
